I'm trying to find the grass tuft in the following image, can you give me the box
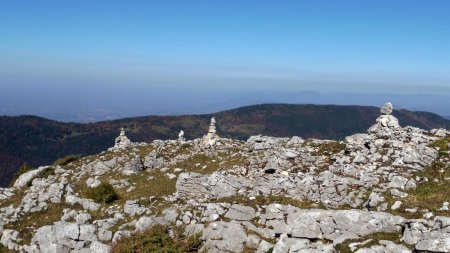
[111,225,202,253]
[83,182,119,204]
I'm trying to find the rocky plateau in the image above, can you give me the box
[1,103,450,253]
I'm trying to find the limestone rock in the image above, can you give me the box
[176,172,247,200]
[415,236,450,252]
[13,166,48,188]
[86,177,101,188]
[224,204,256,221]
[123,200,148,216]
[380,102,393,115]
[202,221,248,253]
[90,241,111,253]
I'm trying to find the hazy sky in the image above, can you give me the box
[1,1,450,120]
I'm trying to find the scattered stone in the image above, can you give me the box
[390,189,408,198]
[391,201,402,210]
[123,200,148,216]
[423,212,433,219]
[86,177,101,188]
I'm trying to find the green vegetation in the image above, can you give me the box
[306,140,346,156]
[216,195,325,209]
[40,166,55,179]
[430,136,450,152]
[54,155,80,166]
[335,232,405,253]
[9,163,30,187]
[83,182,119,204]
[111,225,202,253]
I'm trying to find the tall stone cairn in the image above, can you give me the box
[202,117,220,146]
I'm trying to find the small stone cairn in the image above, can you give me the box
[113,128,131,150]
[368,102,400,136]
[178,130,185,143]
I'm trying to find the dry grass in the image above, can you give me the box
[216,195,325,210]
[0,189,26,209]
[172,151,249,175]
[0,244,16,253]
[108,170,177,208]
[335,232,405,253]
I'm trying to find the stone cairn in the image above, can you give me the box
[113,128,131,149]
[202,117,220,146]
[178,130,185,142]
[368,102,400,136]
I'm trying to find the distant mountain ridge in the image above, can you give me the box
[1,103,449,187]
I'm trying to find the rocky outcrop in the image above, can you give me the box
[176,172,247,200]
[31,221,110,253]
[12,166,49,188]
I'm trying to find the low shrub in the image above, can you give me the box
[40,167,55,178]
[84,182,119,204]
[54,155,80,166]
[9,163,30,187]
[111,225,202,253]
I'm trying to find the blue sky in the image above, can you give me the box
[1,1,450,120]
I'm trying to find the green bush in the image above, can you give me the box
[41,167,55,178]
[84,182,119,204]
[111,225,202,253]
[54,155,80,166]
[10,163,31,187]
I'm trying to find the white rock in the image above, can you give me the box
[13,166,48,188]
[391,201,402,210]
[90,241,111,253]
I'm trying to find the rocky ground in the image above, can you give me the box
[1,103,450,253]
